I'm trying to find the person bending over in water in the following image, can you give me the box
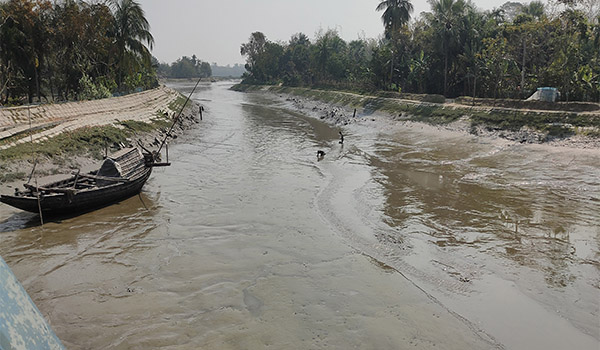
[317,150,326,160]
[339,131,344,144]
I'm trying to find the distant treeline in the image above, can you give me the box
[156,56,247,79]
[156,55,211,79]
[0,0,158,105]
[240,0,600,102]
[210,64,246,78]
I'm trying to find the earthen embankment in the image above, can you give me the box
[0,85,182,150]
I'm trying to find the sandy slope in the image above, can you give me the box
[0,85,180,150]
[0,85,200,197]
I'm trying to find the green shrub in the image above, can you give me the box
[79,74,112,100]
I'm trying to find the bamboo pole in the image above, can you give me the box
[28,105,43,225]
[157,77,203,155]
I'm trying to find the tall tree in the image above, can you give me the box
[285,33,312,85]
[0,0,52,103]
[240,31,266,77]
[347,39,373,86]
[376,0,414,89]
[50,0,113,100]
[428,0,468,96]
[108,0,154,89]
[505,14,546,98]
[376,0,414,39]
[479,36,513,99]
[312,29,348,84]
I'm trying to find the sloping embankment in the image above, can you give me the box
[0,86,198,184]
[232,84,600,147]
[0,86,181,151]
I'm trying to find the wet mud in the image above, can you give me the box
[0,81,598,349]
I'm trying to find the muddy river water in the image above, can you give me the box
[0,81,598,349]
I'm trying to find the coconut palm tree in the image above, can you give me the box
[376,0,413,89]
[108,0,154,89]
[376,0,414,40]
[428,0,467,96]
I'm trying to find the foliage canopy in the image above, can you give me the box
[0,0,158,105]
[240,1,600,102]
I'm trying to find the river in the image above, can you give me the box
[0,81,598,349]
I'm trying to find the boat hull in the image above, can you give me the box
[0,168,152,215]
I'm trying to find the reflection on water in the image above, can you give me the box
[0,81,597,349]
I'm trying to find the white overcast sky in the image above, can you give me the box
[138,0,541,66]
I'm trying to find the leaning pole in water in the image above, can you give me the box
[0,256,64,350]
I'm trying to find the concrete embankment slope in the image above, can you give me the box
[0,86,180,151]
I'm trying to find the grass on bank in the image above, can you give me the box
[0,117,170,163]
[0,118,170,184]
[0,91,192,184]
[0,92,189,163]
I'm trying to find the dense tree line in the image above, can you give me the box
[0,0,157,105]
[156,55,212,79]
[210,63,245,78]
[240,0,600,102]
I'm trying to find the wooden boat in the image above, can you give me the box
[0,147,168,215]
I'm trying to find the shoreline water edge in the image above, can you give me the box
[3,81,598,198]
[2,81,598,194]
[231,84,600,150]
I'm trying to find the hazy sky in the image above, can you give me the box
[138,0,535,66]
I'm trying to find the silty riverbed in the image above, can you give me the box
[0,81,598,349]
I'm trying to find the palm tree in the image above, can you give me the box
[108,0,154,89]
[376,0,413,89]
[376,0,414,40]
[428,0,467,96]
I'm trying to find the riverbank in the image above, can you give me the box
[1,81,597,349]
[0,85,201,191]
[232,84,600,149]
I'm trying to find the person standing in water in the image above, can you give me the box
[339,131,344,145]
